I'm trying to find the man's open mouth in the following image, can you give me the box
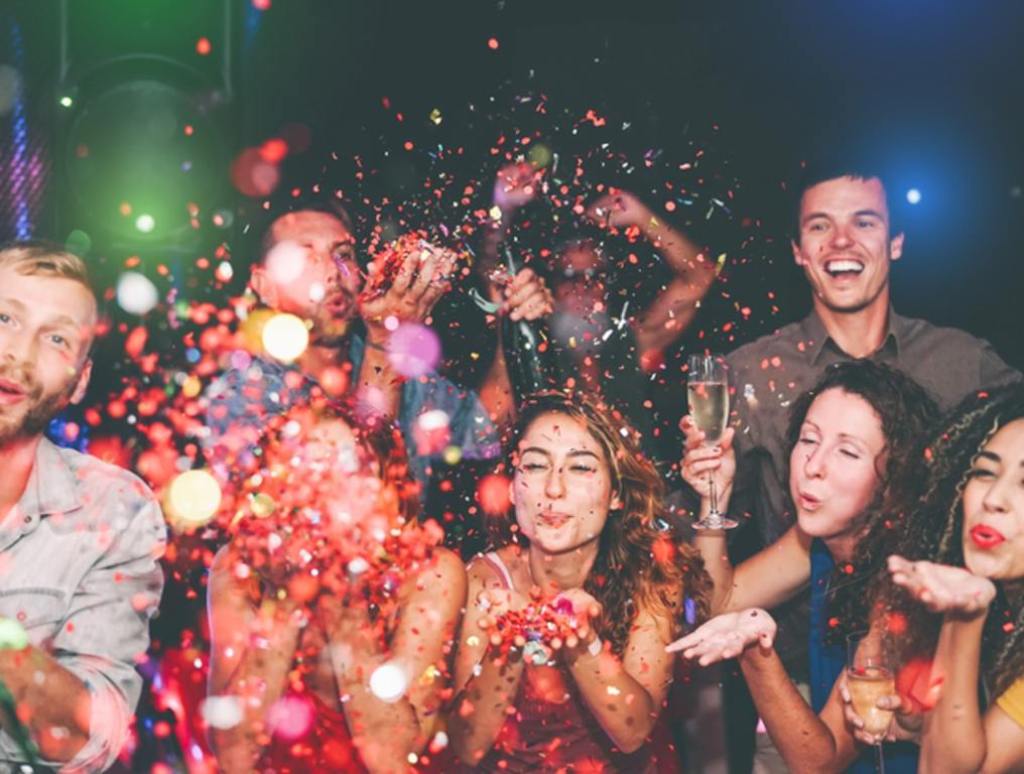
[824,259,865,278]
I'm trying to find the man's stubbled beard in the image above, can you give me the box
[0,364,78,446]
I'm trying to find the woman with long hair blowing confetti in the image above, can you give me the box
[870,385,1024,772]
[205,399,465,773]
[668,360,939,773]
[449,391,710,771]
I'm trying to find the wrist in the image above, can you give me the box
[363,328,391,351]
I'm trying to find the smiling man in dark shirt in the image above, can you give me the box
[728,159,1019,551]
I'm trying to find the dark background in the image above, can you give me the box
[3,0,1022,366]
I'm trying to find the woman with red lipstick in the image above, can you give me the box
[669,360,939,772]
[874,385,1024,772]
[449,391,711,771]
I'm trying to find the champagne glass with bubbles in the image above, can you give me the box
[847,633,894,773]
[687,354,737,530]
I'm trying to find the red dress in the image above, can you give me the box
[258,690,368,773]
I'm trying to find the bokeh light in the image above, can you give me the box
[387,322,441,378]
[261,312,309,362]
[166,469,222,529]
[116,271,160,315]
[369,662,409,703]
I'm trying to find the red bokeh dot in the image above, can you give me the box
[477,474,511,515]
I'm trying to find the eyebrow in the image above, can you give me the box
[800,422,871,448]
[975,450,1002,464]
[0,299,84,332]
[519,447,600,460]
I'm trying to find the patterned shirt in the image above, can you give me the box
[203,334,501,495]
[0,438,166,772]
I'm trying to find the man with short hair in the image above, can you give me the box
[728,160,1019,549]
[0,241,166,770]
[205,201,552,492]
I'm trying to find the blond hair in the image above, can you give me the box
[0,240,93,294]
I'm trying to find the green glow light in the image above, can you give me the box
[59,95,73,108]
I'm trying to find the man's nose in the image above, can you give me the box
[830,223,854,249]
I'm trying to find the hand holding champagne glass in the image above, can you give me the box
[686,354,736,530]
[847,633,895,772]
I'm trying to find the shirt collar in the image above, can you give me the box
[804,308,903,366]
[18,437,83,520]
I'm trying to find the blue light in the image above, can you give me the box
[906,188,922,205]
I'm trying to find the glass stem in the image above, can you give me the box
[876,743,885,774]
[707,473,718,519]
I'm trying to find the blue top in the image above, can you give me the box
[809,538,919,773]
[203,333,501,496]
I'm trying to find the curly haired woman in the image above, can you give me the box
[449,391,710,772]
[669,360,939,773]
[875,385,1024,773]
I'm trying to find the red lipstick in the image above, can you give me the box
[970,524,1006,550]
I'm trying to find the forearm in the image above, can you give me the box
[449,649,525,764]
[739,646,843,773]
[920,614,987,774]
[478,336,515,427]
[567,648,661,753]
[695,531,734,613]
[0,646,91,762]
[210,617,302,772]
[353,330,401,421]
[335,657,423,774]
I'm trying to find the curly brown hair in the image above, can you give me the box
[778,362,941,647]
[874,384,1024,697]
[488,390,711,656]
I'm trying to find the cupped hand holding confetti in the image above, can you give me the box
[359,233,463,331]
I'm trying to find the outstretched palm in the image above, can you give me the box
[666,608,776,666]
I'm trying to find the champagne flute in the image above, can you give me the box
[687,354,736,530]
[847,633,895,773]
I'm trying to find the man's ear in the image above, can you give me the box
[791,239,805,266]
[70,358,93,405]
[250,266,278,307]
[890,232,905,262]
[508,477,516,507]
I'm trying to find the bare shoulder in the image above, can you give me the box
[417,546,467,586]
